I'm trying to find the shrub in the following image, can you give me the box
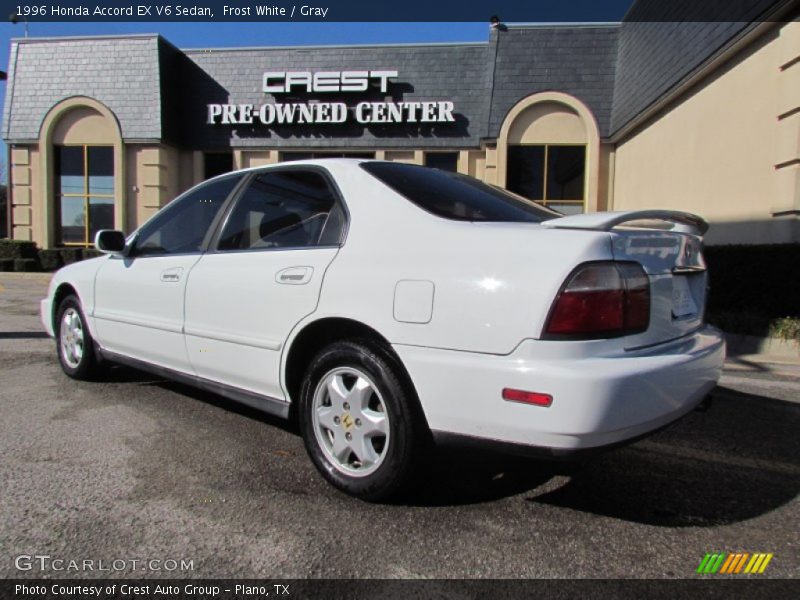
[59,248,83,265]
[13,258,39,272]
[38,249,64,271]
[0,243,106,270]
[0,239,38,260]
[82,248,102,260]
[770,317,800,343]
[0,258,14,272]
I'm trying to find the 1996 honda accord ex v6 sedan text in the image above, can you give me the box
[41,159,725,500]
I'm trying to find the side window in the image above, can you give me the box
[133,175,243,256]
[217,170,344,251]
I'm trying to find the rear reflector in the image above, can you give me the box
[502,388,553,407]
[544,261,650,339]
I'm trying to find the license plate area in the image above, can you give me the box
[671,275,699,318]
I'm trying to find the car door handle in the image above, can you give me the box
[276,266,313,285]
[160,267,184,283]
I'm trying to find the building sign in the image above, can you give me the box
[262,70,397,93]
[207,70,456,125]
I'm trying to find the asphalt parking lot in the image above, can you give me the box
[0,272,798,579]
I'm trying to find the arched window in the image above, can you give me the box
[498,93,600,214]
[54,142,114,246]
[39,98,124,248]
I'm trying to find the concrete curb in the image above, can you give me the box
[723,360,800,378]
[725,333,799,362]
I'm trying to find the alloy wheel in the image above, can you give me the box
[311,367,390,477]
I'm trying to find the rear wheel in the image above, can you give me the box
[299,340,425,501]
[56,295,101,380]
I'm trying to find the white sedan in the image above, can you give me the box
[41,159,725,500]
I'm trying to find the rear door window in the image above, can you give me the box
[217,170,346,251]
[361,162,558,222]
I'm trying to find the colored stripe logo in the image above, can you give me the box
[697,553,773,574]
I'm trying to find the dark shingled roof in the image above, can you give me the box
[2,35,163,142]
[488,25,619,138]
[1,1,790,147]
[610,0,790,135]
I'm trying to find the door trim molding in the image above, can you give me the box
[93,309,183,334]
[183,325,283,351]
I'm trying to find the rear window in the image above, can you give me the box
[361,162,558,223]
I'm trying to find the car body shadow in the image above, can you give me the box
[398,448,569,506]
[99,364,300,435]
[93,363,165,384]
[155,378,301,436]
[0,331,51,339]
[525,386,800,526]
[97,363,800,520]
[103,365,557,504]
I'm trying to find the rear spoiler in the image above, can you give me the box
[540,210,709,236]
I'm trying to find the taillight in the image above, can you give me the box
[544,262,650,339]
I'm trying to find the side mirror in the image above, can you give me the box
[94,230,126,256]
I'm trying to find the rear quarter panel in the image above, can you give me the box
[310,163,615,355]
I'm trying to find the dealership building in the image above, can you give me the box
[2,0,799,248]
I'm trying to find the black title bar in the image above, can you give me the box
[5,579,800,600]
[1,0,796,23]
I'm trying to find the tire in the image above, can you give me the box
[55,294,101,380]
[298,339,427,501]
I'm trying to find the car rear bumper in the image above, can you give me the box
[393,325,725,451]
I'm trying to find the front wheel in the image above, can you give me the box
[298,340,426,501]
[55,295,101,380]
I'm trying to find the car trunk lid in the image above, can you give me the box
[543,211,708,349]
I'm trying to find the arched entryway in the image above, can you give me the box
[38,97,125,248]
[497,92,600,213]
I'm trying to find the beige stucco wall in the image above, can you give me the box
[597,143,615,212]
[482,145,498,185]
[612,21,800,245]
[125,144,186,231]
[462,150,486,179]
[239,150,279,169]
[382,150,421,164]
[507,101,587,145]
[51,107,117,145]
[10,145,38,242]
